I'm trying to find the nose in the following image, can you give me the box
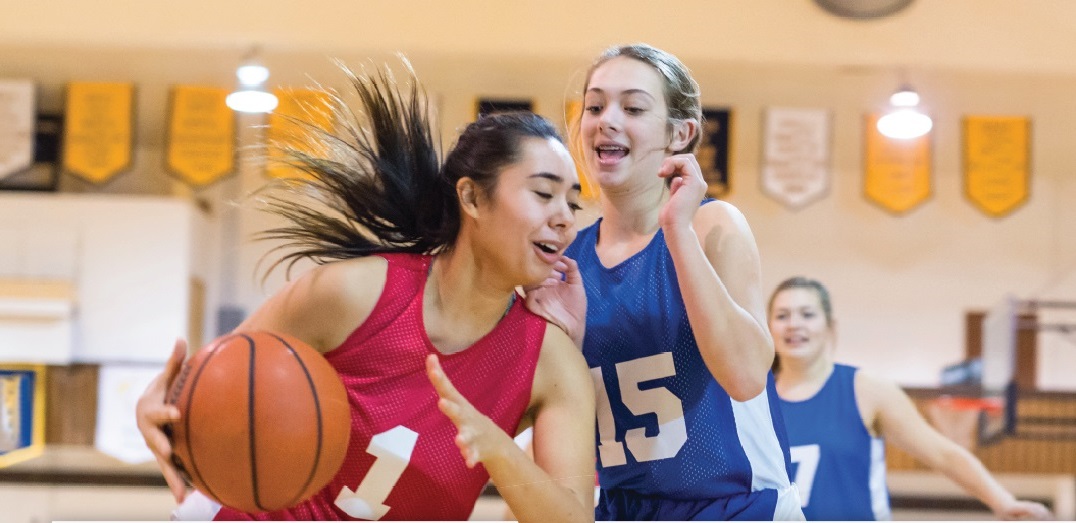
[598,106,621,134]
[550,199,575,230]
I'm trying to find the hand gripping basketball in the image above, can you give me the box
[166,331,351,514]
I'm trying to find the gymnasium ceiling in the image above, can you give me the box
[3,0,1075,145]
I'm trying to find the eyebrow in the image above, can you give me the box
[529,172,582,192]
[585,87,656,100]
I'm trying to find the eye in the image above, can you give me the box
[584,105,602,114]
[625,106,645,115]
[534,191,553,200]
[569,202,583,212]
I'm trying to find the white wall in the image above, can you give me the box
[1,2,1074,388]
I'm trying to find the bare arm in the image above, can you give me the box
[662,170,773,400]
[135,257,387,502]
[427,325,595,523]
[861,373,1053,520]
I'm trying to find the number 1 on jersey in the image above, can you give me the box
[335,426,418,520]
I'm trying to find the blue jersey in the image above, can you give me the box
[779,364,891,520]
[566,218,794,515]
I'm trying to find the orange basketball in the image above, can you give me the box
[166,331,351,514]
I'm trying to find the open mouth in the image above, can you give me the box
[596,144,628,161]
[534,242,558,254]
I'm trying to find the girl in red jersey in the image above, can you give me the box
[136,63,595,522]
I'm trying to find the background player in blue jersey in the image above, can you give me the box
[526,43,802,521]
[768,276,1052,520]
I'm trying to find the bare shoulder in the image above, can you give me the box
[695,199,752,232]
[531,323,592,408]
[854,369,914,435]
[240,255,388,353]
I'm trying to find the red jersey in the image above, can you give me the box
[217,253,546,520]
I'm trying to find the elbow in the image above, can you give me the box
[726,373,768,402]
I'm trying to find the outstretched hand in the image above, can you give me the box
[135,338,189,503]
[998,499,1054,520]
[426,354,511,468]
[522,255,586,348]
[657,153,707,231]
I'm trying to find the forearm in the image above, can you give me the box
[484,438,592,523]
[664,224,773,399]
[938,445,1016,514]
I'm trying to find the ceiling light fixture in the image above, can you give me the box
[226,48,278,113]
[876,84,933,139]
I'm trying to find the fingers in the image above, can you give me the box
[163,338,188,382]
[155,453,189,503]
[559,256,582,285]
[455,434,478,469]
[426,354,464,404]
[658,154,701,178]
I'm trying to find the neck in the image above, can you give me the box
[428,246,516,328]
[776,352,835,400]
[598,176,667,240]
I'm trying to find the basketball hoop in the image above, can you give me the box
[926,396,1003,451]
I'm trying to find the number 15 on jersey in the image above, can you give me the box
[591,352,688,467]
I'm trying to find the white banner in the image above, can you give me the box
[761,107,832,210]
[0,80,35,179]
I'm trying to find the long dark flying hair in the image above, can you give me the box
[258,61,563,278]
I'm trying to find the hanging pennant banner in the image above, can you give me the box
[63,82,134,184]
[0,80,36,180]
[761,107,831,209]
[564,99,599,200]
[699,108,732,198]
[166,85,236,187]
[267,88,334,179]
[864,113,932,215]
[0,365,46,468]
[964,116,1030,218]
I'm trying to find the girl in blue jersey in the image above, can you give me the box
[527,43,802,521]
[769,277,1052,520]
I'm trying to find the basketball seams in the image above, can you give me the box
[268,332,325,510]
[178,334,233,506]
[172,330,350,517]
[239,333,269,514]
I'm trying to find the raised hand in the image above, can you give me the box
[425,354,512,468]
[135,338,189,502]
[657,153,707,231]
[522,255,586,348]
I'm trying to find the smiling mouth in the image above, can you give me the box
[596,145,628,161]
[534,242,558,254]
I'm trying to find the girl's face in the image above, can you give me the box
[580,56,675,189]
[769,287,833,365]
[470,137,581,287]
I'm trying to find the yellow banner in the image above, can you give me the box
[166,86,235,187]
[964,116,1030,218]
[864,113,932,214]
[565,100,599,200]
[63,82,134,184]
[267,89,334,179]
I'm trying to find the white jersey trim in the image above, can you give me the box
[869,437,892,520]
[731,386,793,493]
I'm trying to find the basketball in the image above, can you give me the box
[166,331,351,514]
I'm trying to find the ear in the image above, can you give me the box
[667,118,699,153]
[457,177,480,219]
